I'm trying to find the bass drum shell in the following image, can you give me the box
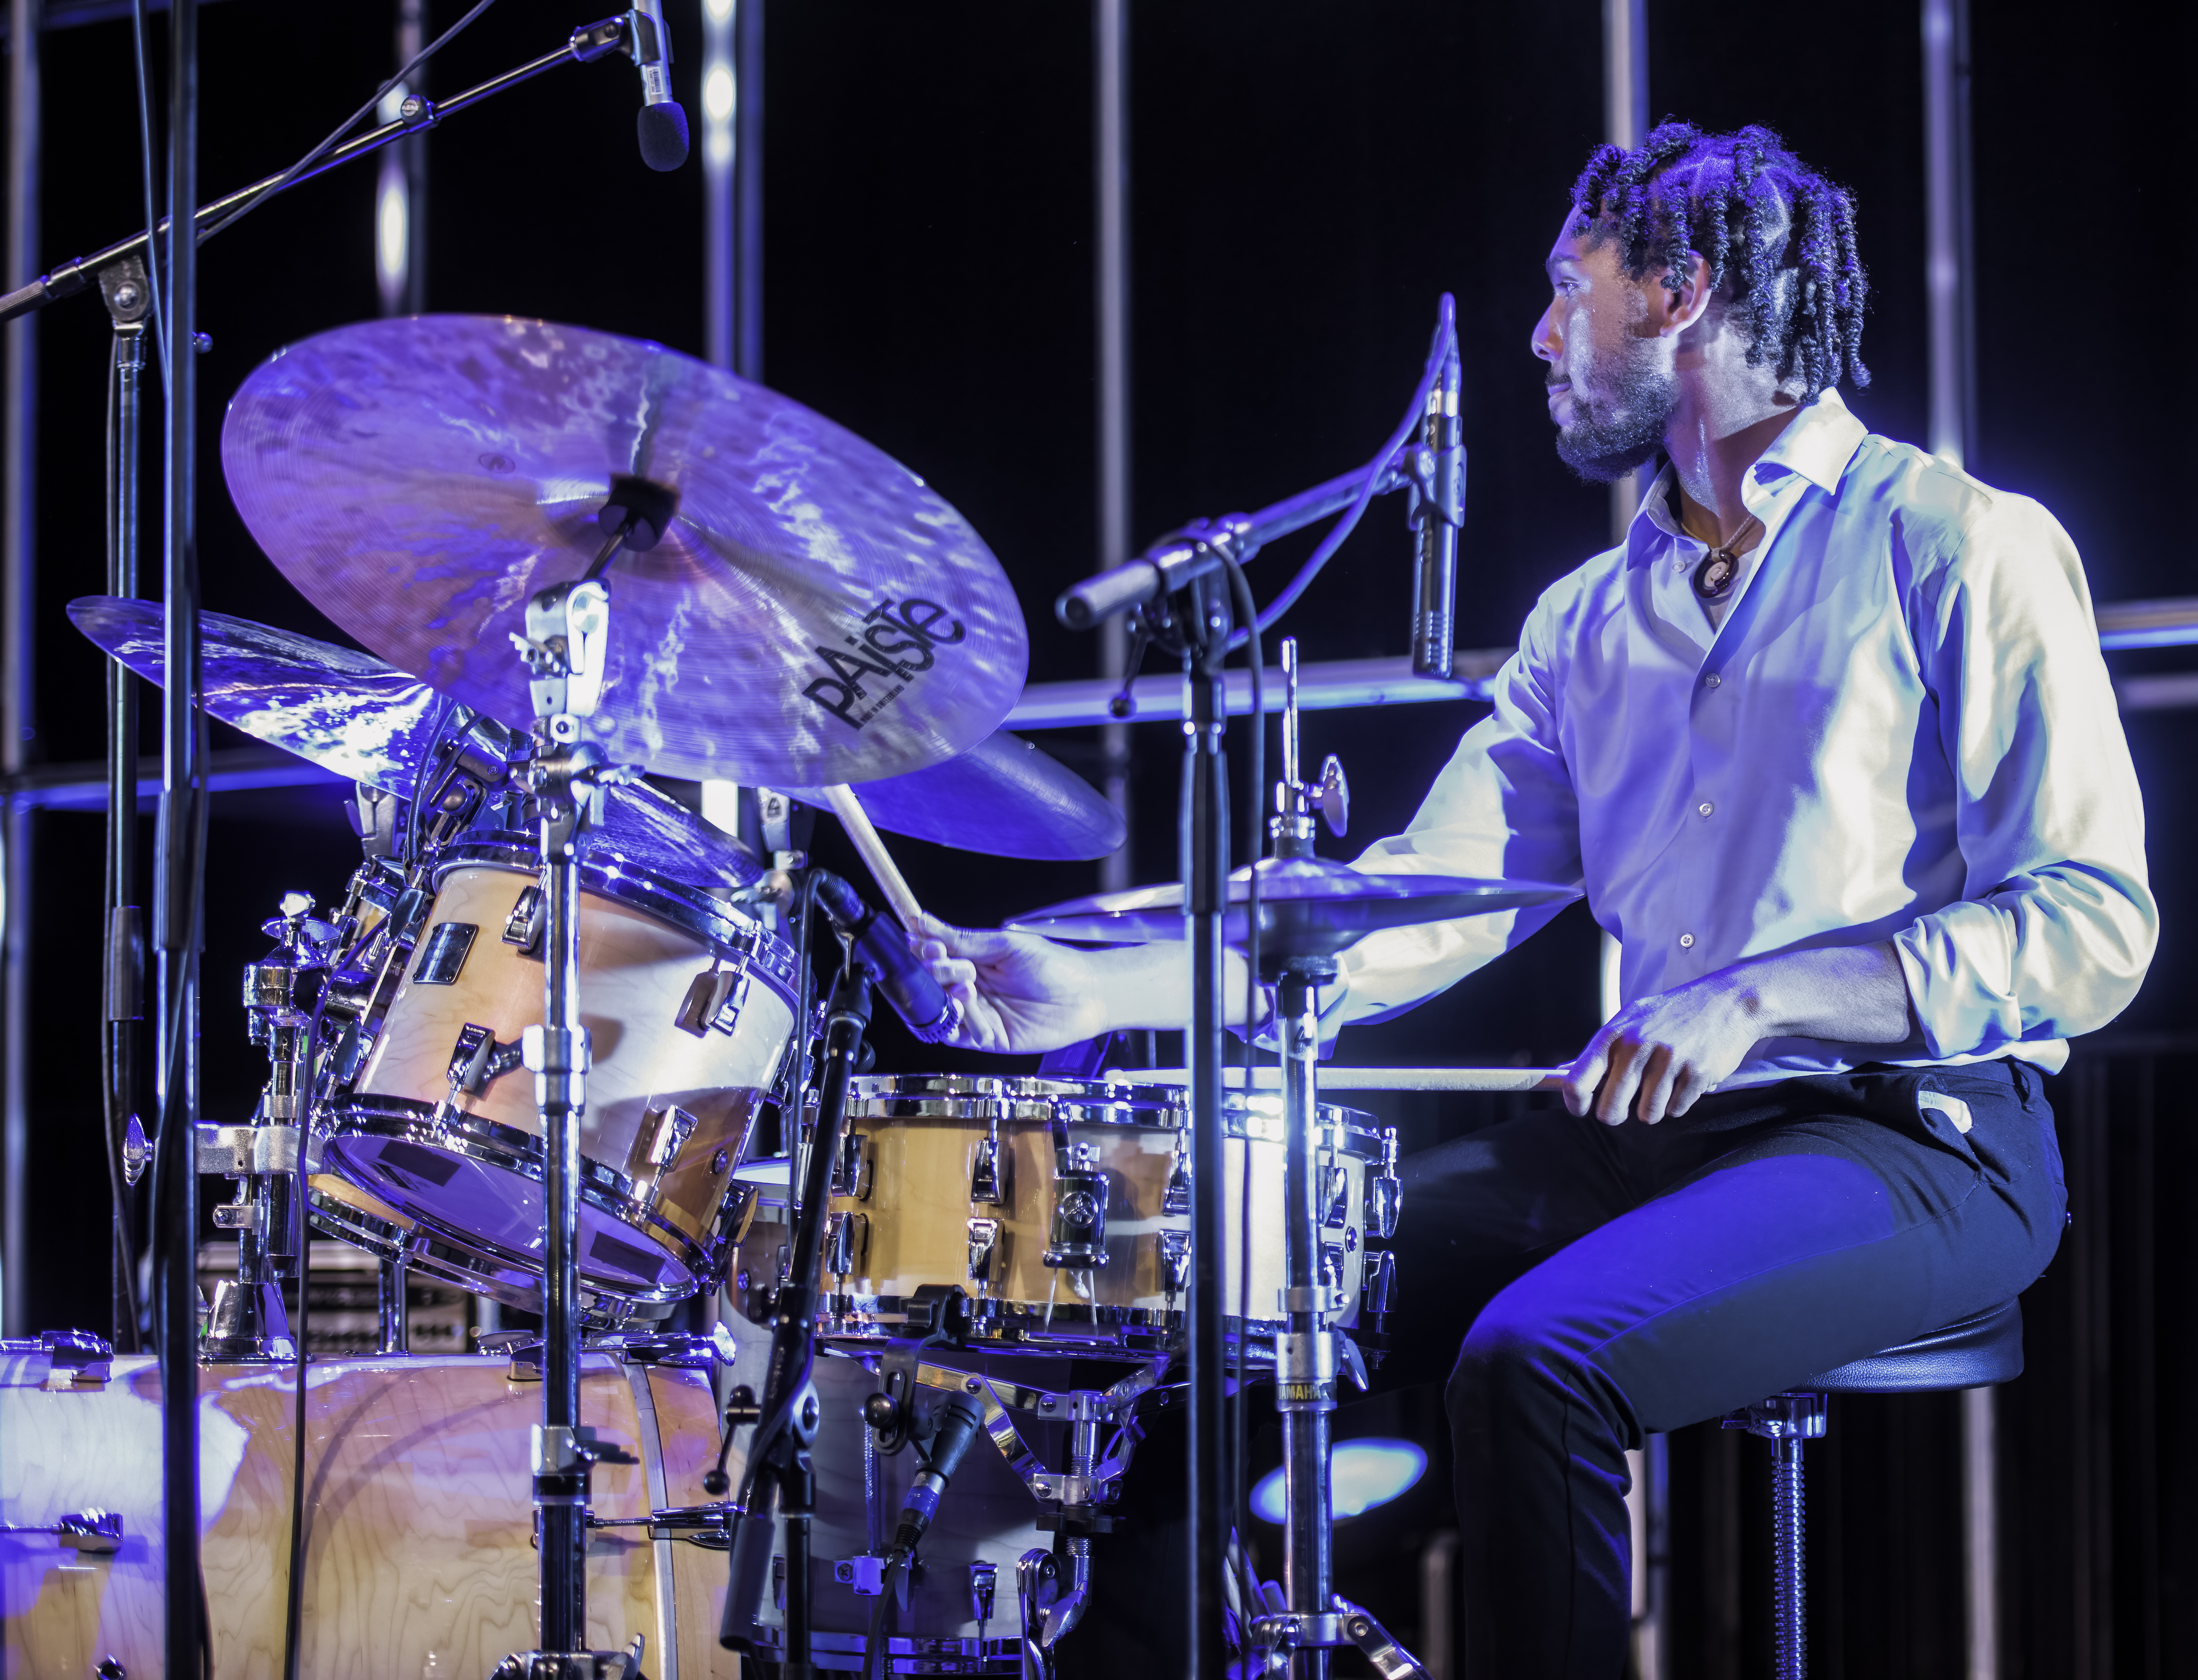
[322,835,797,1306]
[808,1075,1390,1359]
[0,1351,735,1678]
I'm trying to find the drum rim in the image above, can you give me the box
[304,1180,668,1328]
[431,830,802,1001]
[814,1289,1348,1356]
[843,1072,1387,1153]
[320,1095,755,1305]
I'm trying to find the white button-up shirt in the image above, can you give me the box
[1334,388,2156,1088]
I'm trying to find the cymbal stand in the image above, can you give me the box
[491,574,644,1680]
[1246,655,1429,1680]
[97,254,152,1353]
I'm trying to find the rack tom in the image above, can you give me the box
[319,833,797,1308]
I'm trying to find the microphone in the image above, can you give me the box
[1410,304,1463,680]
[810,870,960,1044]
[628,0,690,171]
[889,1392,987,1558]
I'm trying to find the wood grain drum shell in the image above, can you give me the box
[0,1351,737,1678]
[761,1076,1392,1355]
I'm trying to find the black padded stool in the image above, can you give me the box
[1721,1300,2023,1679]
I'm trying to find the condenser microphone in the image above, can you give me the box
[628,0,690,171]
[1411,302,1463,680]
[810,870,961,1044]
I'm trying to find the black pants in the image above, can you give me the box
[1382,1059,2066,1678]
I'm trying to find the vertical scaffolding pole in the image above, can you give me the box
[733,0,763,382]
[158,0,206,1672]
[375,0,428,316]
[1093,0,1132,892]
[1601,0,1647,547]
[1,0,41,1342]
[1924,13,1992,1673]
[702,0,737,370]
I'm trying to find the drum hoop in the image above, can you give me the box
[323,1097,726,1303]
[844,1073,1386,1155]
[815,1291,1347,1356]
[430,832,802,1002]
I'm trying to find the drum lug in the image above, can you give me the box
[970,1121,1006,1203]
[1158,1230,1192,1307]
[1369,1125,1403,1240]
[970,1560,1000,1623]
[643,1104,699,1168]
[830,1130,871,1200]
[967,1216,1002,1287]
[675,964,751,1038]
[1321,1161,1351,1228]
[502,884,545,954]
[1042,1143,1110,1271]
[825,1211,868,1279]
[1162,1141,1191,1218]
[444,1022,524,1099]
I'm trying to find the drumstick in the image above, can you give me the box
[1115,1066,1569,1093]
[819,784,928,930]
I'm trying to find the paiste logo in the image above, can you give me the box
[803,598,967,730]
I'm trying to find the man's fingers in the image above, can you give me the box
[1560,1029,1614,1117]
[1594,1036,1647,1125]
[1633,1045,1680,1125]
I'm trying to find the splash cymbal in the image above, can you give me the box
[218,314,1028,786]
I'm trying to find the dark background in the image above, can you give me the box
[4,0,2193,1675]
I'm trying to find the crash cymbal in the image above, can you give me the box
[1007,855,1578,958]
[218,315,1027,786]
[783,732,1125,861]
[68,595,764,887]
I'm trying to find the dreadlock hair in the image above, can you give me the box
[1569,121,1869,400]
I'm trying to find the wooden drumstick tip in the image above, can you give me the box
[820,784,928,931]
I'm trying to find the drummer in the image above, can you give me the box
[913,121,2154,1676]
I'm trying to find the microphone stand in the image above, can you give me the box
[721,951,875,1677]
[0,11,639,325]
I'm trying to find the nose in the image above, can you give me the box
[1531,301,1559,367]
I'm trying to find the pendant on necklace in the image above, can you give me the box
[1692,547,1741,601]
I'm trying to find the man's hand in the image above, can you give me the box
[908,913,1116,1054]
[1561,941,1912,1124]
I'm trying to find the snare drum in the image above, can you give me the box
[319,834,797,1307]
[0,1347,734,1676]
[790,1076,1400,1359]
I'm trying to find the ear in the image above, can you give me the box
[1645,250,1715,338]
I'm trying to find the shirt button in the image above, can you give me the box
[1679,933,1696,948]
[1698,801,1715,817]
[1703,673,1722,688]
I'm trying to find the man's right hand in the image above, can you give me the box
[908,913,1117,1054]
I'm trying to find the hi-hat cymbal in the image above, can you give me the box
[783,732,1126,861]
[219,315,1028,786]
[68,595,764,887]
[1008,855,1578,958]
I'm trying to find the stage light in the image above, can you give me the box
[1251,1437,1428,1524]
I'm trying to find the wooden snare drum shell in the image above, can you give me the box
[821,1114,1368,1327]
[354,863,793,1258]
[0,1351,735,1679]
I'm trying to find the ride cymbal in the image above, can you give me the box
[219,315,1028,786]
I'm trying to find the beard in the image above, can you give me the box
[1552,346,1677,484]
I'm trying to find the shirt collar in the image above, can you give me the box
[1627,386,1869,556]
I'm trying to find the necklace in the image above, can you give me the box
[1688,510,1763,601]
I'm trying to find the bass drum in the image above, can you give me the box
[0,1347,735,1678]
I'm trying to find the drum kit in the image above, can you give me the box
[8,310,1574,1680]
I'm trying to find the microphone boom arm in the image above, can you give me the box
[0,13,635,325]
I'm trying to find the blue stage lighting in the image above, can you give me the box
[1251,1437,1428,1524]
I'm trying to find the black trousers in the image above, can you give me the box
[1382,1059,2066,1678]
